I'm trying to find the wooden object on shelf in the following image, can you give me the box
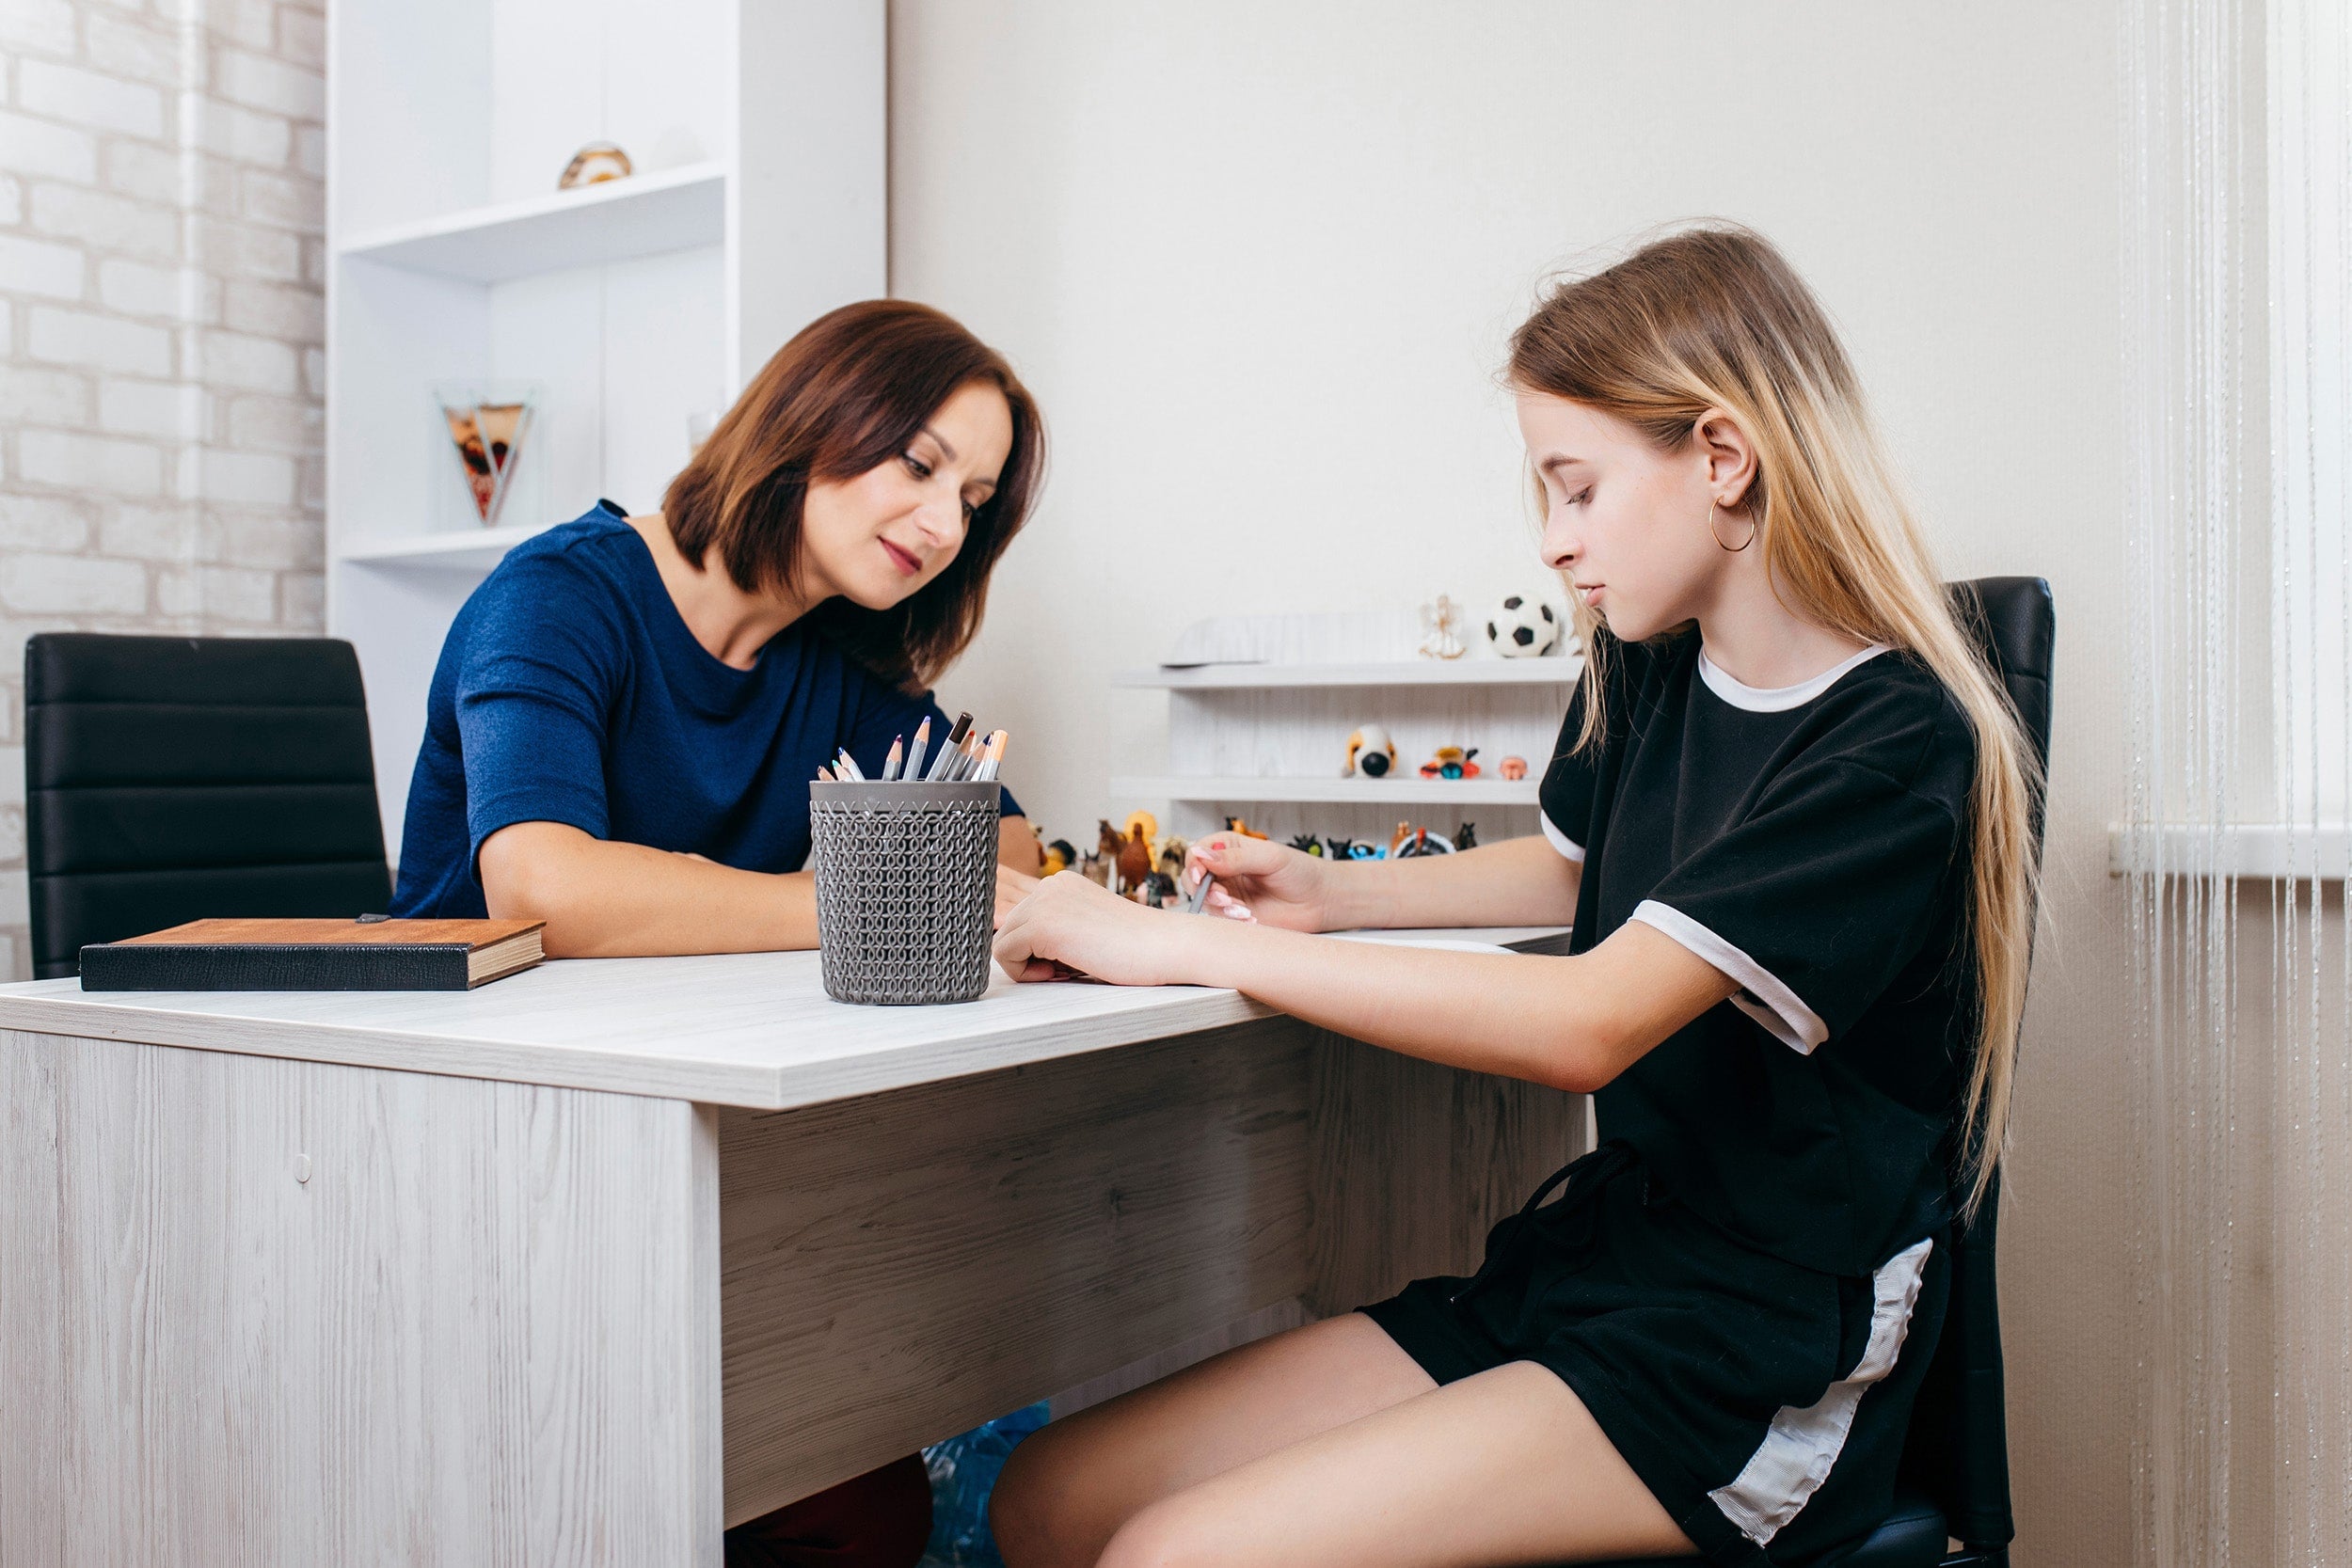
[1116,612,1579,847]
[326,0,885,864]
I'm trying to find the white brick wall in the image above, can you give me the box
[0,0,326,980]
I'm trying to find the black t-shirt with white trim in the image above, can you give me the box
[1541,631,1975,1276]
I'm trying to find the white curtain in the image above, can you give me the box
[2122,0,2352,1560]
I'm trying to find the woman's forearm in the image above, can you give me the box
[1326,832,1581,931]
[483,816,1047,957]
[481,821,817,956]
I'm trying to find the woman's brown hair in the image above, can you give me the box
[662,299,1045,689]
[1510,225,2042,1220]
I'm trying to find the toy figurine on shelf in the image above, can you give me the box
[1290,833,1325,856]
[1324,835,1358,861]
[1124,810,1159,847]
[1040,837,1077,876]
[558,141,632,189]
[1139,870,1178,908]
[1080,851,1111,887]
[1156,836,1189,884]
[1454,821,1478,851]
[1498,755,1529,781]
[1224,816,1269,840]
[1418,746,1482,780]
[1116,822,1153,895]
[1418,594,1467,659]
[1343,724,1398,778]
[1392,823,1458,858]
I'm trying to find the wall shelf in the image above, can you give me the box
[339,524,552,571]
[335,162,728,283]
[2107,824,2352,879]
[1111,775,1541,807]
[1111,658,1580,690]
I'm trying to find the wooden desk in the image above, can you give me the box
[0,929,1583,1565]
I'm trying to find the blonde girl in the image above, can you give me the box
[989,225,2038,1568]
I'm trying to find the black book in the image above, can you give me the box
[80,917,546,991]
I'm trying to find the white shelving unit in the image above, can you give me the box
[1116,612,1579,848]
[325,0,885,862]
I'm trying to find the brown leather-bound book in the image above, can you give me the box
[78,917,547,991]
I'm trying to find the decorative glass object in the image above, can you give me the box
[433,382,539,530]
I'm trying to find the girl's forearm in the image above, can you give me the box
[1180,918,1585,1085]
[1323,833,1581,931]
[1174,912,1732,1094]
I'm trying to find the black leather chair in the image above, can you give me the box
[1588,577,2052,1568]
[24,633,393,979]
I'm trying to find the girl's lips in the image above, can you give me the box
[1576,582,1603,607]
[881,539,923,577]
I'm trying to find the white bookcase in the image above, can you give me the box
[1113,612,1580,852]
[324,0,884,863]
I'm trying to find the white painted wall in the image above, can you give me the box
[892,4,2135,1560]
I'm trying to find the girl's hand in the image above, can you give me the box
[993,871,1215,986]
[1184,833,1345,931]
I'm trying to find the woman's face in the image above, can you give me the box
[1517,392,1747,644]
[799,379,1014,610]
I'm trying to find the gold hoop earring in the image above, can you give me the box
[1708,497,1756,553]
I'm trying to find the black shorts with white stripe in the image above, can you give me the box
[1360,1144,1951,1567]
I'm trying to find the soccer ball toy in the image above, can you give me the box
[1486,595,1562,658]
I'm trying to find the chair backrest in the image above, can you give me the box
[1898,578,2055,1553]
[24,634,391,980]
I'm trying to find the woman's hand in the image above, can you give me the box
[1184,833,1350,931]
[993,871,1216,986]
[994,862,1041,927]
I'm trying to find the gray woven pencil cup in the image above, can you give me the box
[810,778,1001,1005]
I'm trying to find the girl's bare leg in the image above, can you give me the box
[991,1312,1693,1568]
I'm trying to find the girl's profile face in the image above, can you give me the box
[1517,392,1739,644]
[800,379,1014,610]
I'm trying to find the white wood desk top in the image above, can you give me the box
[0,927,1569,1110]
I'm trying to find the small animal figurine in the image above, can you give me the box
[1454,821,1478,851]
[1289,833,1325,857]
[1224,816,1269,840]
[558,141,632,189]
[1498,755,1529,781]
[1418,745,1481,780]
[1418,594,1466,659]
[1097,819,1125,863]
[1349,841,1383,860]
[1324,835,1358,861]
[1140,870,1178,908]
[1344,724,1398,778]
[1390,820,1415,856]
[1485,594,1563,658]
[1124,810,1159,847]
[1117,823,1153,895]
[1041,837,1078,876]
[1157,836,1189,881]
[1080,853,1111,887]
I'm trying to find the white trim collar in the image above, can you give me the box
[1696,642,1892,713]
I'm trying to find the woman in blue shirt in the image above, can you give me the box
[390,299,1045,952]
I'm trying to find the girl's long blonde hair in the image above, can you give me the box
[1511,224,2041,1220]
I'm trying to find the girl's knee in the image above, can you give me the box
[987,1429,1083,1568]
[1091,1499,1222,1568]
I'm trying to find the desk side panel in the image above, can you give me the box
[719,1019,1312,1524]
[0,1030,721,1567]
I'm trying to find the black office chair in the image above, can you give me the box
[24,633,393,979]
[1587,578,2053,1568]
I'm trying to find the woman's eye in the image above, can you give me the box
[961,499,978,522]
[1565,486,1593,508]
[902,453,932,481]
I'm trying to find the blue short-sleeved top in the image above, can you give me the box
[389,501,1020,919]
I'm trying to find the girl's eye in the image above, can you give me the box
[1565,486,1593,507]
[902,453,932,481]
[961,499,978,522]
